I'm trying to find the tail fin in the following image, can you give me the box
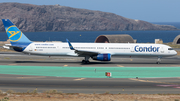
[2,19,32,46]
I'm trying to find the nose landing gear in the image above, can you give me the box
[156,57,162,64]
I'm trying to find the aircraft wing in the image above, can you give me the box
[66,39,99,56]
[74,50,99,56]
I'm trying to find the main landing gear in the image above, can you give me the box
[156,57,162,64]
[82,60,90,64]
[82,56,90,64]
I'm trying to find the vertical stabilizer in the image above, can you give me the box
[2,19,32,46]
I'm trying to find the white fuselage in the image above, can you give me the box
[23,42,177,58]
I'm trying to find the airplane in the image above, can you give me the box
[1,19,177,64]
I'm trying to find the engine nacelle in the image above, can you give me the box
[92,53,111,61]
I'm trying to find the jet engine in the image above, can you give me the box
[92,53,111,61]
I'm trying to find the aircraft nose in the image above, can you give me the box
[174,50,177,55]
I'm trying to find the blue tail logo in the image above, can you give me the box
[7,26,22,42]
[2,19,31,45]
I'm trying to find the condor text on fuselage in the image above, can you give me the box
[134,45,160,52]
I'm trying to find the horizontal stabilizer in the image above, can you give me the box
[3,44,24,52]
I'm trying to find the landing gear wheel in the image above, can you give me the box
[156,62,160,64]
[86,60,90,64]
[82,60,90,64]
[82,60,86,64]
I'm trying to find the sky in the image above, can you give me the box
[0,0,180,22]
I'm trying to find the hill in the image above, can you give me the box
[0,3,178,32]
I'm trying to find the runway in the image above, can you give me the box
[0,74,180,94]
[0,52,180,94]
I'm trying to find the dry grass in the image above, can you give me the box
[177,51,180,55]
[0,48,15,52]
[0,40,14,52]
[0,91,180,101]
[165,43,180,48]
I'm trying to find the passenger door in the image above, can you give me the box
[28,45,33,52]
[131,46,135,53]
[160,47,164,53]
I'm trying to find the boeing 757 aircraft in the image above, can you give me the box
[2,19,177,64]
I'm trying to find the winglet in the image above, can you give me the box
[66,39,75,50]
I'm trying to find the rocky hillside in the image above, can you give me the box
[0,3,178,32]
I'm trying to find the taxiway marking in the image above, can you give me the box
[74,78,86,81]
[117,65,124,67]
[171,65,180,67]
[17,76,46,79]
[8,64,17,65]
[129,78,180,85]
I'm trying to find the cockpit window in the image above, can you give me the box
[168,48,174,50]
